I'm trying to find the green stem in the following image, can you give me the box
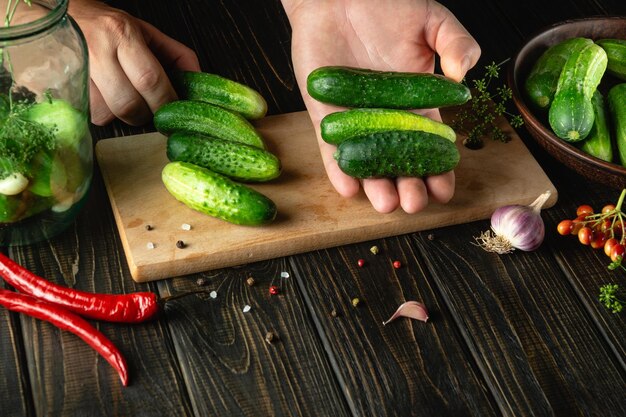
[615,189,626,212]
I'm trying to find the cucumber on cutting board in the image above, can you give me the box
[166,132,281,182]
[307,66,471,109]
[578,90,612,163]
[320,108,456,144]
[548,42,607,141]
[162,161,277,226]
[524,37,593,110]
[154,100,266,149]
[333,130,460,178]
[608,83,626,167]
[173,71,268,119]
[596,38,626,81]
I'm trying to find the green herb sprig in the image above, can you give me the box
[452,60,523,149]
[599,282,624,314]
[603,255,626,313]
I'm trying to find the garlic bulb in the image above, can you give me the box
[475,190,552,254]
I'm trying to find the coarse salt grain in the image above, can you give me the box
[181,223,191,231]
[146,242,155,249]
[243,305,251,313]
[280,272,290,278]
[209,291,217,299]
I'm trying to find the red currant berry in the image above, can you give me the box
[392,260,401,269]
[602,204,616,214]
[576,204,594,217]
[590,231,607,250]
[604,238,619,258]
[611,244,626,262]
[357,259,365,267]
[269,285,279,295]
[578,226,593,245]
[557,219,574,236]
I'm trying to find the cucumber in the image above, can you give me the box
[166,132,281,182]
[333,130,460,178]
[524,37,593,110]
[608,83,626,167]
[161,161,276,226]
[320,108,456,144]
[23,98,89,149]
[548,42,607,141]
[0,193,22,222]
[173,71,268,119]
[307,66,471,109]
[154,100,266,149]
[579,90,612,162]
[596,39,626,81]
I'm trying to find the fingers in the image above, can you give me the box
[137,20,201,72]
[77,6,199,126]
[89,80,115,126]
[427,4,481,82]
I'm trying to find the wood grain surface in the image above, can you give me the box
[96,110,557,282]
[1,0,625,416]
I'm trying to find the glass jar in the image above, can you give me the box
[0,0,91,246]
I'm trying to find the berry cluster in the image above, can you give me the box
[557,199,626,262]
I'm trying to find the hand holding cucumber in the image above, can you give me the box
[68,0,200,126]
[282,0,480,213]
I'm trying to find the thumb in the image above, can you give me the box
[428,5,481,82]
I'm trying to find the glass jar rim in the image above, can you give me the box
[0,0,67,41]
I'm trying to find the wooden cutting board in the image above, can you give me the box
[96,110,557,282]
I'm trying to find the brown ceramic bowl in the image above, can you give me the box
[508,16,626,189]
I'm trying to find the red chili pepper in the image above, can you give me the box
[0,289,128,386]
[0,252,158,323]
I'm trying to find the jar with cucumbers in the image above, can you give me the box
[0,0,91,245]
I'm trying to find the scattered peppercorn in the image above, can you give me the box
[269,285,279,295]
[246,277,256,286]
[196,277,208,286]
[393,260,402,269]
[370,245,379,255]
[176,240,186,249]
[265,331,276,344]
[330,309,338,318]
[351,297,360,307]
[357,259,365,267]
[427,233,435,241]
[145,224,153,231]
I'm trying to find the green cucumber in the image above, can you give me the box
[166,132,281,182]
[608,83,626,167]
[154,100,266,149]
[0,193,21,222]
[333,130,459,178]
[23,98,89,150]
[548,42,607,141]
[596,39,626,81]
[320,108,456,144]
[161,161,276,226]
[579,90,612,162]
[307,66,470,109]
[524,37,593,110]
[174,71,268,119]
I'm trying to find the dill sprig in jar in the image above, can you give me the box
[0,0,91,245]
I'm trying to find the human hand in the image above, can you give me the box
[68,0,200,126]
[282,0,480,213]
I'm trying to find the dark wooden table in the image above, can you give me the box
[2,1,626,416]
